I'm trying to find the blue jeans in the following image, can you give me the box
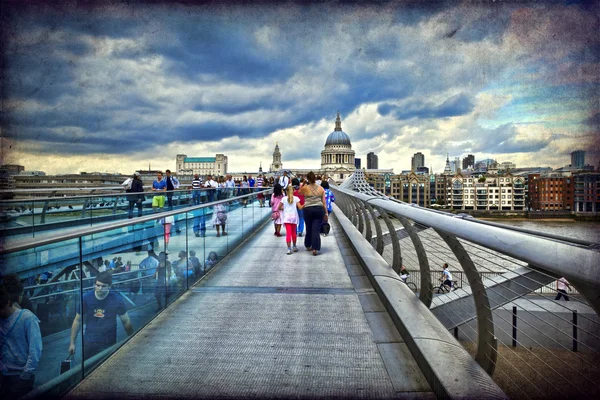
[193,216,206,236]
[297,209,305,234]
[166,192,174,210]
[192,190,201,205]
[206,190,215,203]
[128,200,143,218]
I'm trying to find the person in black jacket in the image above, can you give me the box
[127,172,145,218]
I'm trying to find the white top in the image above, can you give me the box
[212,203,226,226]
[225,179,236,188]
[204,179,218,188]
[139,256,159,270]
[121,178,133,190]
[557,277,569,291]
[442,269,452,281]
[279,176,289,189]
[281,196,301,224]
[160,216,175,225]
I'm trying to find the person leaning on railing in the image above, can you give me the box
[127,172,145,219]
[151,171,167,213]
[190,174,203,206]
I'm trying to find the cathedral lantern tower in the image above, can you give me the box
[270,142,282,173]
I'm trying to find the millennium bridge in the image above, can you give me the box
[1,171,598,399]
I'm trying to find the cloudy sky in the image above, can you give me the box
[1,0,599,175]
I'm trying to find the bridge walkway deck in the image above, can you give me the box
[66,215,434,399]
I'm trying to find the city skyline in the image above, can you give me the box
[2,1,599,175]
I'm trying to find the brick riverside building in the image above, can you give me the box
[573,172,600,213]
[528,174,574,211]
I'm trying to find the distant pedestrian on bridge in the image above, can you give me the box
[225,174,236,199]
[279,171,290,191]
[321,181,335,214]
[292,178,305,237]
[555,277,572,301]
[256,174,265,207]
[440,263,454,291]
[204,175,218,203]
[271,184,284,237]
[164,170,180,211]
[212,203,227,237]
[190,174,203,205]
[160,215,174,254]
[68,272,134,360]
[152,172,167,213]
[240,175,250,207]
[127,172,145,219]
[299,171,328,256]
[153,253,171,312]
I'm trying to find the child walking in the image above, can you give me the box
[279,185,304,255]
[321,181,336,214]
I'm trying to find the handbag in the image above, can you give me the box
[60,354,73,374]
[217,211,227,223]
[321,221,331,235]
[271,211,280,221]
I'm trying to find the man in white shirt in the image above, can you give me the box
[225,175,236,199]
[440,263,453,291]
[279,171,290,190]
[555,277,571,301]
[204,175,218,203]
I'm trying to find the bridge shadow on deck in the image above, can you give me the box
[65,217,433,399]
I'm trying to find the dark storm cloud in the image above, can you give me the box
[583,113,600,128]
[430,123,555,157]
[377,94,474,120]
[1,1,597,164]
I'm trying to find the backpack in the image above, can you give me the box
[217,211,227,223]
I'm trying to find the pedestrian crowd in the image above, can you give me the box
[271,171,334,256]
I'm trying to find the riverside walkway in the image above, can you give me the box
[66,216,435,399]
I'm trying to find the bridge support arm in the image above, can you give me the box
[435,229,498,376]
[364,202,383,255]
[375,206,401,273]
[396,215,433,308]
[355,199,370,242]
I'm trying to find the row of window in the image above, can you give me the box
[451,200,515,205]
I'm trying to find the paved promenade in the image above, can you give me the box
[66,216,434,399]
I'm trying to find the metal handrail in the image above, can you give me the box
[0,187,223,204]
[385,197,596,247]
[1,189,272,255]
[332,186,600,287]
